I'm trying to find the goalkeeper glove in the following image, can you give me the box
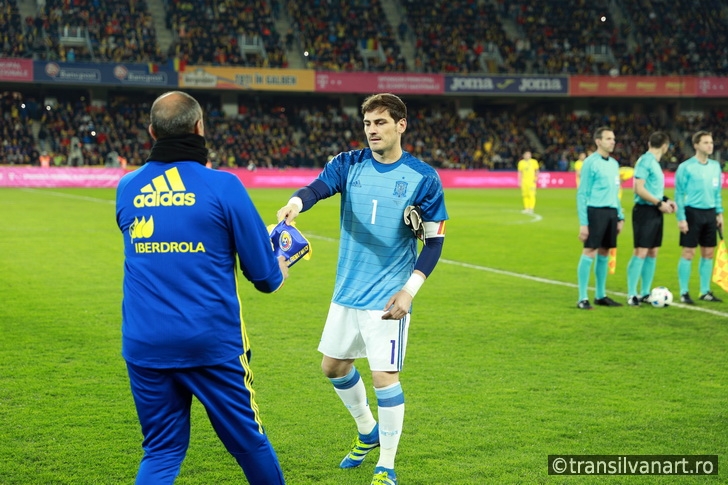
[403,205,425,243]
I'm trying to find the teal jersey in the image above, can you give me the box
[633,151,665,205]
[576,152,624,225]
[315,149,448,310]
[674,157,724,221]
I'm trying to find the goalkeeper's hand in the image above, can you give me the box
[403,205,425,242]
[277,197,302,225]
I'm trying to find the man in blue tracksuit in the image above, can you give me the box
[116,91,288,484]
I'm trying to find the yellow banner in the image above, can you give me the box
[179,67,315,91]
[712,239,728,292]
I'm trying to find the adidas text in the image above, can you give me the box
[134,192,196,208]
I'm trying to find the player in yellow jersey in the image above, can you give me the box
[573,152,586,187]
[618,164,635,201]
[517,150,540,213]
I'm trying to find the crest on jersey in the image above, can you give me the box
[393,181,408,197]
[279,231,293,251]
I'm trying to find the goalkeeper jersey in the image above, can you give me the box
[312,149,448,310]
[116,161,284,368]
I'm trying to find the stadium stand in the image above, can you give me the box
[616,0,728,76]
[2,1,727,169]
[402,0,513,74]
[166,0,288,68]
[4,0,728,75]
[286,0,406,71]
[508,0,626,75]
[14,0,166,63]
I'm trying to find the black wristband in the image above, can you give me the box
[656,200,663,208]
[662,196,669,202]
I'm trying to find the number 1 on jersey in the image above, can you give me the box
[371,199,378,224]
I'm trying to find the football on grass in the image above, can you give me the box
[650,286,673,308]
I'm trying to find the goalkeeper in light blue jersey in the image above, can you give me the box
[277,93,448,485]
[674,130,724,304]
[575,126,625,310]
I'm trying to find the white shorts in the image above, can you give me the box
[318,302,410,372]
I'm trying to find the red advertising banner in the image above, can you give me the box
[0,58,33,82]
[315,72,444,94]
[695,77,728,97]
[570,76,697,97]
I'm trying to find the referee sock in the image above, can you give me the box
[375,382,405,470]
[678,257,692,295]
[640,256,657,297]
[626,255,645,297]
[595,254,610,299]
[577,255,594,301]
[330,367,377,435]
[699,257,713,295]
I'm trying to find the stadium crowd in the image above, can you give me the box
[166,0,288,68]
[286,0,406,71]
[2,90,724,170]
[3,0,728,75]
[3,0,728,169]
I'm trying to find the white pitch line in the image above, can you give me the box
[506,210,543,224]
[440,258,728,318]
[18,190,728,318]
[20,188,115,204]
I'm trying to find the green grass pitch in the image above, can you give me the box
[0,187,726,484]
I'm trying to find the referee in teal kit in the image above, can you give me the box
[674,130,724,304]
[576,126,625,309]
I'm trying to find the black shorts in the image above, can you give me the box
[680,207,718,248]
[585,207,619,249]
[632,204,663,248]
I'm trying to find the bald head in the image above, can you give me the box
[149,91,204,140]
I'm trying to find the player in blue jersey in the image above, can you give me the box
[576,126,625,309]
[626,132,677,306]
[116,91,289,485]
[277,93,448,485]
[674,130,724,304]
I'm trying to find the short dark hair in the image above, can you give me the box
[594,126,612,140]
[361,93,407,122]
[649,131,670,148]
[150,91,203,139]
[692,130,712,146]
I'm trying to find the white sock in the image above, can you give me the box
[331,367,377,435]
[375,382,405,470]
